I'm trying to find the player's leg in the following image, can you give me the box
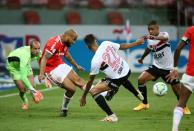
[172,84,192,131]
[67,69,108,97]
[7,62,29,109]
[162,70,191,115]
[122,79,144,101]
[66,69,85,89]
[133,70,156,111]
[171,83,191,114]
[105,70,144,101]
[60,77,76,117]
[45,64,76,116]
[90,82,118,122]
[172,73,193,131]
[14,80,29,110]
[171,83,180,100]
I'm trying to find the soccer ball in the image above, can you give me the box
[153,82,168,96]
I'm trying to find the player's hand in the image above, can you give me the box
[138,58,143,64]
[80,96,86,106]
[45,78,52,88]
[166,69,179,83]
[77,65,84,72]
[38,74,45,83]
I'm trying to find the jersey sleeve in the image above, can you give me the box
[90,60,100,76]
[108,41,120,51]
[161,32,169,40]
[182,27,191,43]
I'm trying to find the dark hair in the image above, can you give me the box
[148,20,158,27]
[84,34,96,45]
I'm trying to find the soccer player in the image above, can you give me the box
[38,29,86,117]
[166,26,194,131]
[133,21,191,114]
[80,34,144,122]
[7,40,43,110]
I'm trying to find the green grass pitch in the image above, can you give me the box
[0,73,193,131]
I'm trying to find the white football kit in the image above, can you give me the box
[90,41,130,79]
[147,32,173,70]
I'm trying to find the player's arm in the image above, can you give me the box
[166,41,186,82]
[119,38,144,50]
[151,35,168,41]
[38,51,52,82]
[146,33,168,41]
[80,75,96,106]
[64,51,83,71]
[138,47,151,64]
[173,41,186,67]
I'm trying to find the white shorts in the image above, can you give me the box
[45,64,72,86]
[180,73,194,93]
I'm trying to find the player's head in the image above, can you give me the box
[84,34,98,50]
[30,40,41,56]
[61,29,78,47]
[148,20,159,36]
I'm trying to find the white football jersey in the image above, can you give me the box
[90,41,129,79]
[147,32,173,70]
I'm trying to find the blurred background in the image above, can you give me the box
[0,0,193,89]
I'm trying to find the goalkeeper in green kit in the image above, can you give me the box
[7,40,43,110]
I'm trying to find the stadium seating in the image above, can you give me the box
[66,11,81,24]
[46,0,64,10]
[6,0,21,9]
[88,0,104,9]
[23,10,40,24]
[107,11,124,25]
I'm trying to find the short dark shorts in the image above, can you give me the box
[101,70,131,90]
[146,65,179,85]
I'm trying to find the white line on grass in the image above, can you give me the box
[0,86,58,99]
[0,78,102,99]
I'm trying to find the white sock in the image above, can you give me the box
[100,91,108,97]
[62,94,71,110]
[172,107,183,131]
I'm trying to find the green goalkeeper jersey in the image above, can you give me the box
[8,46,41,69]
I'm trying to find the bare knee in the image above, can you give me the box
[76,77,85,87]
[90,87,105,96]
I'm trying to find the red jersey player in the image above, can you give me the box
[38,29,86,117]
[166,26,194,131]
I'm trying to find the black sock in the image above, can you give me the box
[122,80,138,96]
[93,94,113,116]
[138,84,148,104]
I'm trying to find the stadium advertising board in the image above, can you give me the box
[0,25,188,73]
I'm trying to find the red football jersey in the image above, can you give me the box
[41,35,68,73]
[182,26,194,76]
